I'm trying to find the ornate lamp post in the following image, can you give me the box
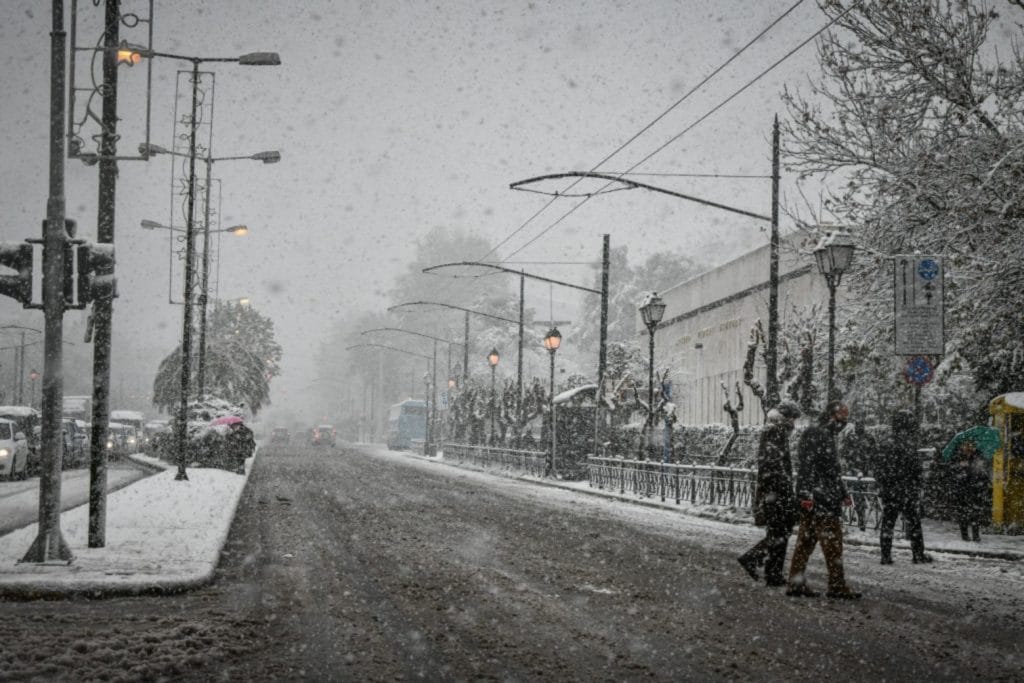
[639,293,666,460]
[542,328,561,476]
[487,348,500,445]
[813,230,856,402]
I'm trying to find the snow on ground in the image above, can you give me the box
[2,441,1022,602]
[0,455,251,597]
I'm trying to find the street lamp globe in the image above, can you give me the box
[542,327,562,353]
[639,292,667,331]
[487,348,500,367]
[813,230,857,280]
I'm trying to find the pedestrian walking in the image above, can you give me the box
[875,408,931,564]
[786,401,861,600]
[841,421,877,532]
[951,440,989,542]
[225,421,255,474]
[737,401,801,587]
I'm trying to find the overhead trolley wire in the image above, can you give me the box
[479,0,808,263]
[500,1,859,262]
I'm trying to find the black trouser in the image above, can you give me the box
[742,511,792,582]
[880,496,925,558]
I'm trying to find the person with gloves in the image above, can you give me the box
[786,401,862,600]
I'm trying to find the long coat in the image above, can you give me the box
[795,423,848,518]
[754,422,796,527]
[951,457,989,525]
[874,435,924,507]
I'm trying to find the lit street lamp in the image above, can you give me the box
[29,369,40,410]
[813,230,856,402]
[542,328,561,476]
[141,219,250,236]
[127,48,280,483]
[639,292,666,460]
[487,348,500,445]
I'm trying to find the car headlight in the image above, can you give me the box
[127,437,136,445]
[106,440,114,449]
[0,448,9,458]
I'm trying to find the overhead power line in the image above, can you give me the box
[501,1,858,261]
[480,0,807,262]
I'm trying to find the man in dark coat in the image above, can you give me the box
[875,408,931,564]
[738,401,801,586]
[787,401,861,599]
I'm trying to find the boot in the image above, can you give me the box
[959,523,970,542]
[972,526,981,542]
[911,536,933,564]
[880,536,893,565]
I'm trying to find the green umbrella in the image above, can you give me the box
[942,426,1001,461]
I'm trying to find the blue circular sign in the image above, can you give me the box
[918,259,939,281]
[904,356,935,385]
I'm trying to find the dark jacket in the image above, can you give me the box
[754,422,796,527]
[874,435,924,506]
[795,423,848,517]
[225,424,255,467]
[951,457,989,524]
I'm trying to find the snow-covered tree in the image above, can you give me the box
[152,301,281,414]
[782,0,1024,411]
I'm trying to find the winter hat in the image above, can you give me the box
[777,401,801,419]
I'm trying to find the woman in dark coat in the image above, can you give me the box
[225,422,255,474]
[737,401,801,587]
[951,440,989,542]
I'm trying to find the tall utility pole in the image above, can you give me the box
[88,0,120,549]
[23,0,73,563]
[766,116,781,408]
[594,234,610,455]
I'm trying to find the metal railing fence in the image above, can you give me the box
[443,442,548,478]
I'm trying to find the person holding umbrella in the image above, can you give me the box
[943,426,998,542]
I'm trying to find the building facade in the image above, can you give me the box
[647,236,834,427]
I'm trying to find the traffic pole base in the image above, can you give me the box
[19,529,75,565]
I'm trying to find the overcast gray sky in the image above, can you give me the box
[0,0,826,417]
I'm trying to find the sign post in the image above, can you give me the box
[894,256,944,356]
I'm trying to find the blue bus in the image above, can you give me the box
[386,399,426,450]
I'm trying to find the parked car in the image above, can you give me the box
[0,418,29,480]
[270,427,291,445]
[0,406,40,475]
[311,424,336,447]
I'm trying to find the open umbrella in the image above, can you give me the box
[210,415,244,426]
[942,426,1001,461]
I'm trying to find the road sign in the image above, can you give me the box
[904,355,935,385]
[894,255,944,355]
[440,390,449,409]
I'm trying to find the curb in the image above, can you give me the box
[405,451,1024,563]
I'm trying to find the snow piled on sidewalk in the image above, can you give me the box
[0,461,250,597]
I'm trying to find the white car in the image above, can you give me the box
[0,418,29,481]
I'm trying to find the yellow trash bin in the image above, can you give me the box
[988,393,1024,528]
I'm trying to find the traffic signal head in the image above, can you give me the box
[0,242,33,306]
[71,243,116,307]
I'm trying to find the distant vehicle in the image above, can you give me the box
[63,395,92,423]
[0,418,29,480]
[386,399,426,450]
[311,425,336,447]
[106,422,139,458]
[0,406,40,474]
[61,419,88,469]
[270,427,291,445]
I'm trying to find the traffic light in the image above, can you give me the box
[70,243,116,308]
[0,242,33,306]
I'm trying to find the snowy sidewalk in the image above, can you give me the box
[410,449,1024,562]
[0,454,251,599]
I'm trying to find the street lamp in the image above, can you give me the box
[639,292,667,460]
[423,371,432,456]
[487,348,500,445]
[813,229,856,402]
[29,369,40,409]
[141,219,249,236]
[131,49,279,482]
[542,328,561,476]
